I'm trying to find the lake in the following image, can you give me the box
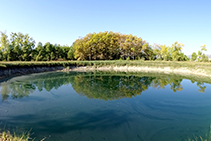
[0,71,211,141]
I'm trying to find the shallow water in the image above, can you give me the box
[0,72,211,141]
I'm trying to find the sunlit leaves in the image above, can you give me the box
[0,31,209,62]
[0,32,10,61]
[198,44,208,62]
[152,42,189,61]
[73,31,147,60]
[171,42,184,61]
[200,44,207,52]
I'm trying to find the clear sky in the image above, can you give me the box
[0,0,210,55]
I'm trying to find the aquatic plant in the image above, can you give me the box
[187,125,211,141]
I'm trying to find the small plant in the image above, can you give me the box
[140,57,145,61]
[0,131,30,141]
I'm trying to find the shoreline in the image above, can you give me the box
[69,66,211,78]
[0,66,64,79]
[0,64,211,80]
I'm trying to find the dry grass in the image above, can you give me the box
[0,131,30,141]
[0,60,211,76]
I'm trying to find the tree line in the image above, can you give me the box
[0,31,209,61]
[0,32,74,61]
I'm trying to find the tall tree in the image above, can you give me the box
[0,32,10,61]
[34,42,45,61]
[171,42,184,61]
[10,32,35,61]
[67,45,75,60]
[44,42,55,61]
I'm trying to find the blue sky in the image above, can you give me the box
[0,0,210,55]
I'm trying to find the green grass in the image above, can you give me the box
[0,60,211,68]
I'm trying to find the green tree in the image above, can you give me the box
[9,32,35,61]
[73,31,146,60]
[61,45,70,60]
[67,45,75,60]
[201,54,209,62]
[198,44,208,62]
[44,42,54,61]
[191,52,197,61]
[171,42,184,61]
[160,45,171,61]
[34,42,45,61]
[0,32,10,61]
[152,44,162,60]
[179,52,189,61]
[21,33,35,61]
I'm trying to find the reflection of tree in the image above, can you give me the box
[10,83,36,99]
[197,82,206,93]
[1,82,36,100]
[191,80,207,93]
[1,85,10,101]
[151,77,183,92]
[0,72,209,101]
[71,75,154,100]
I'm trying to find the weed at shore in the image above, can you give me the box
[0,131,30,141]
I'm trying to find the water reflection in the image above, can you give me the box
[1,72,211,141]
[0,72,208,101]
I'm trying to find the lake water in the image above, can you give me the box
[0,71,211,141]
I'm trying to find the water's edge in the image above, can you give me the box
[0,65,210,80]
[0,66,64,79]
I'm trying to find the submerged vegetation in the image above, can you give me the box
[0,31,209,62]
[187,125,211,141]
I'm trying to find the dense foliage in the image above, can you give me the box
[0,31,209,61]
[0,32,73,61]
[73,31,152,60]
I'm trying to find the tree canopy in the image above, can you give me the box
[0,31,73,61]
[0,31,209,62]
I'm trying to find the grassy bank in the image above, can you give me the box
[0,60,211,68]
[0,60,211,77]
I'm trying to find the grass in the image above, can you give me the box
[0,60,211,68]
[1,60,211,77]
[0,131,30,141]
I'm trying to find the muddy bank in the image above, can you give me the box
[0,65,211,80]
[0,66,65,79]
[70,66,211,78]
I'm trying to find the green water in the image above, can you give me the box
[0,72,211,141]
